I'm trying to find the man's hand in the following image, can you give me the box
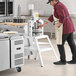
[38,22,49,29]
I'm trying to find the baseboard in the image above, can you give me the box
[44,32,76,39]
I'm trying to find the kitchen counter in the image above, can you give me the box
[0,22,28,26]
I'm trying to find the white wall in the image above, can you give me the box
[13,0,53,16]
[13,0,29,16]
[60,0,76,16]
[13,0,76,16]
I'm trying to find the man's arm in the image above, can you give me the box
[48,15,54,22]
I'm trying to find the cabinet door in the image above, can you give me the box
[0,38,10,71]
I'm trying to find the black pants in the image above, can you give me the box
[57,33,76,62]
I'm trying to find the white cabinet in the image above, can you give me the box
[10,36,24,68]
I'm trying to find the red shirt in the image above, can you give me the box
[48,2,75,34]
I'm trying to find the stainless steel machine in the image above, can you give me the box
[0,0,13,17]
[28,12,44,37]
[0,33,24,72]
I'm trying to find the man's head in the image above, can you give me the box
[47,0,59,6]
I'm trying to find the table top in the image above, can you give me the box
[0,22,28,26]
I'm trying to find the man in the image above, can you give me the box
[47,0,76,65]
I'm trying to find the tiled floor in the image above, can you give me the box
[0,39,76,76]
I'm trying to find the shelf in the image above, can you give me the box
[38,42,49,45]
